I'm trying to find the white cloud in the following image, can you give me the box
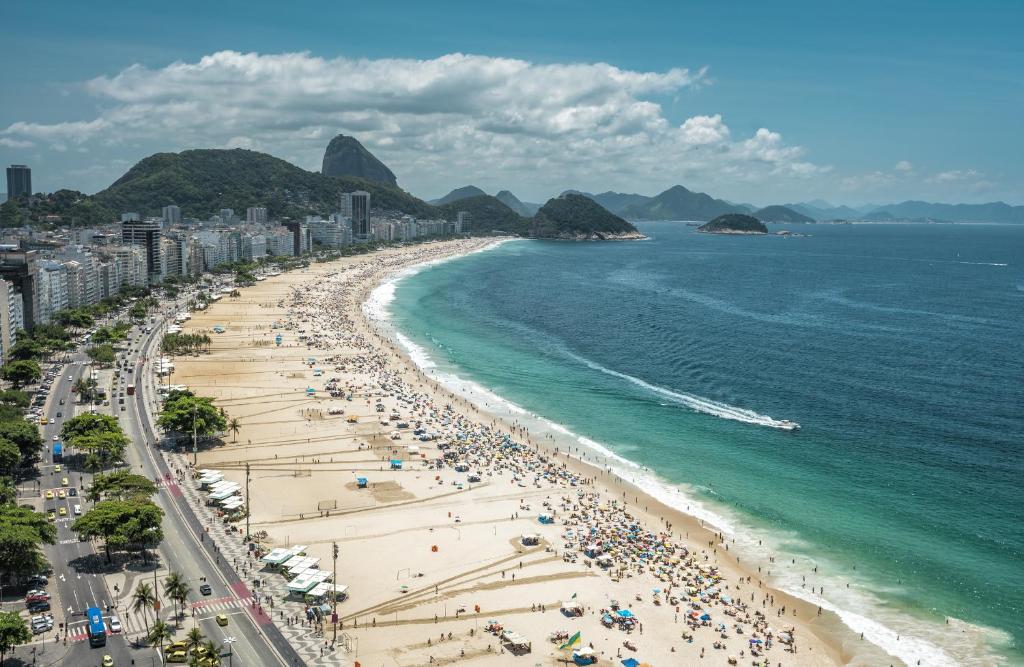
[0,137,34,149]
[894,160,913,173]
[1,50,826,199]
[930,169,980,183]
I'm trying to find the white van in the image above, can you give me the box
[73,504,82,516]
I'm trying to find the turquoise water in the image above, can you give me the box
[384,223,1024,665]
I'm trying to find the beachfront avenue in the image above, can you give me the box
[17,294,293,666]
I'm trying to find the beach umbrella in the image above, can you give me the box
[700,613,712,621]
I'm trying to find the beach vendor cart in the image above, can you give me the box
[356,477,368,489]
[390,459,403,470]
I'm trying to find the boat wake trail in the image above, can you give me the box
[564,351,799,431]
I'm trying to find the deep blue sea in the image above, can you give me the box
[381,223,1024,665]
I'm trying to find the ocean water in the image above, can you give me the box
[376,223,1024,665]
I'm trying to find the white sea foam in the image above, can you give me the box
[564,350,799,430]
[363,240,1008,667]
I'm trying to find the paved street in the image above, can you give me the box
[14,305,302,666]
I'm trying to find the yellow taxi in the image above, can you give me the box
[54,465,62,473]
[102,656,114,667]
[47,511,55,521]
[57,489,66,499]
[167,641,187,653]
[45,490,54,500]
[59,507,67,517]
[61,476,69,487]
[216,613,228,626]
[166,650,187,663]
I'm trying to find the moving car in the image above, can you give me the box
[45,490,54,500]
[216,613,228,626]
[74,504,82,515]
[46,511,55,522]
[68,487,77,496]
[61,477,68,486]
[199,583,212,595]
[102,655,114,667]
[108,616,122,633]
[57,489,66,499]
[58,507,66,517]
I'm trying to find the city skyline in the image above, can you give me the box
[1,1,1022,206]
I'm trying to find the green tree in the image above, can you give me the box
[0,360,41,388]
[157,393,227,438]
[0,199,25,229]
[0,390,29,408]
[0,610,32,666]
[72,377,99,403]
[73,431,130,470]
[0,419,43,465]
[61,413,122,440]
[148,618,172,652]
[72,498,163,563]
[6,338,42,362]
[131,582,156,638]
[54,309,94,329]
[184,626,205,653]
[72,499,127,563]
[163,571,191,627]
[0,506,57,578]
[0,439,19,476]
[227,417,241,443]
[87,470,157,502]
[86,343,116,365]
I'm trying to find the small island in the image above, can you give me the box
[697,213,769,235]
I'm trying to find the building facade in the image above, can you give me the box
[6,165,32,199]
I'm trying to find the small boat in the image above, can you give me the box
[777,420,800,431]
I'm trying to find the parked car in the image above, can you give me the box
[27,600,51,613]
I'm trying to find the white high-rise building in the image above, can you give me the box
[0,278,24,362]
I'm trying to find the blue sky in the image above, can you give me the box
[1,0,1021,206]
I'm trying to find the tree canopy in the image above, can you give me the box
[0,611,32,665]
[86,343,116,365]
[72,498,164,563]
[0,505,57,577]
[0,418,43,466]
[0,360,41,388]
[87,470,157,502]
[157,392,226,438]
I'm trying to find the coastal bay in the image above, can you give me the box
[171,238,865,666]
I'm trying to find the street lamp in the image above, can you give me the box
[222,635,237,667]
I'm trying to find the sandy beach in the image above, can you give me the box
[167,239,892,666]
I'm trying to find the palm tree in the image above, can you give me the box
[131,582,156,638]
[173,580,192,627]
[163,571,184,624]
[147,619,172,653]
[227,418,241,443]
[185,626,205,653]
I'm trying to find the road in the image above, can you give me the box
[28,303,301,667]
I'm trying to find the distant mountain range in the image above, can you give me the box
[432,185,541,216]
[558,187,1024,224]
[53,136,637,240]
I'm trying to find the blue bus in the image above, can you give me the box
[86,606,106,647]
[52,442,63,463]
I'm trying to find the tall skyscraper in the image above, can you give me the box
[350,191,371,241]
[161,205,182,225]
[121,218,162,282]
[6,165,32,198]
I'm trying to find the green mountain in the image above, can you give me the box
[697,213,768,235]
[531,194,641,239]
[620,185,745,221]
[321,134,398,186]
[434,195,527,234]
[495,190,539,217]
[562,190,651,215]
[753,205,815,223]
[864,200,1024,223]
[432,185,487,205]
[93,148,433,219]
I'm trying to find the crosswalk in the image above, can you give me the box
[192,595,255,613]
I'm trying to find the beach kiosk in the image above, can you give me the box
[538,513,554,525]
[560,600,583,617]
[390,459,403,470]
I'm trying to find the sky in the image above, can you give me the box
[1,0,1022,207]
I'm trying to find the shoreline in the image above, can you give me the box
[175,238,892,666]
